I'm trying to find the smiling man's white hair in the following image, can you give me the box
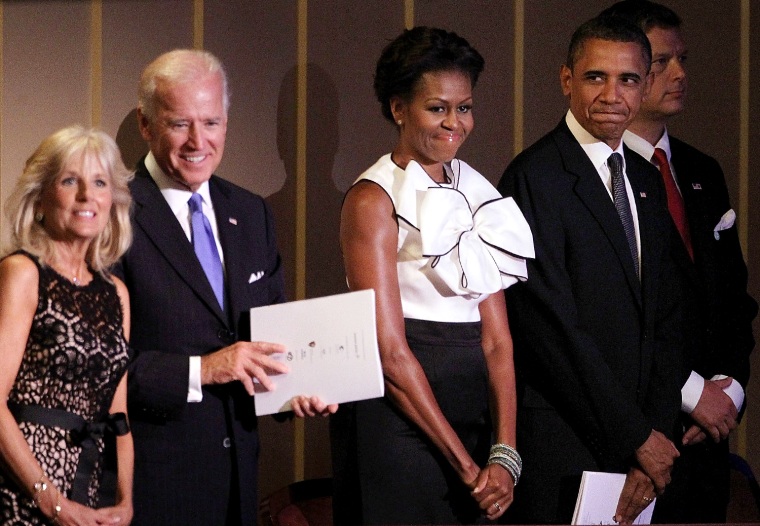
[138,49,230,122]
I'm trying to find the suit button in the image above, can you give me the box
[217,329,234,344]
[223,437,232,448]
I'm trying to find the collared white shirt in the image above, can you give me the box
[624,128,685,198]
[144,152,226,267]
[623,128,744,413]
[566,111,641,271]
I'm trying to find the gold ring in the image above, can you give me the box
[643,496,653,503]
[494,502,502,512]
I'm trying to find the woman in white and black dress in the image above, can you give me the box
[331,27,534,525]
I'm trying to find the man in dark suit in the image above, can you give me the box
[498,16,683,524]
[600,2,758,522]
[115,49,335,526]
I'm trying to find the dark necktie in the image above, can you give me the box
[652,148,693,260]
[608,152,639,278]
[189,193,225,309]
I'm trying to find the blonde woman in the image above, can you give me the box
[0,126,134,525]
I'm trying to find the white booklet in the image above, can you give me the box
[250,289,384,415]
[572,471,655,525]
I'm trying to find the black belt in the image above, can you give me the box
[8,401,129,505]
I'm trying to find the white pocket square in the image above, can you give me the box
[713,209,736,240]
[248,271,265,283]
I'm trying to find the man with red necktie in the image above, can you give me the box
[604,1,758,522]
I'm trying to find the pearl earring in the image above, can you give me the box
[35,212,44,222]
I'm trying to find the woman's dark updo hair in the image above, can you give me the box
[374,27,485,124]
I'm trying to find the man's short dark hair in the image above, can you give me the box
[566,15,652,72]
[599,0,682,33]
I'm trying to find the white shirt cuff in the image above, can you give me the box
[188,356,203,402]
[681,370,704,414]
[711,374,744,412]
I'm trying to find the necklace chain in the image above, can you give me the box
[49,259,83,285]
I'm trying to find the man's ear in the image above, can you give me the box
[136,107,152,142]
[641,70,654,102]
[560,64,573,97]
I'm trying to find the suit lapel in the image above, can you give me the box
[131,163,228,325]
[554,123,642,305]
[667,141,702,284]
[209,177,249,319]
[626,151,664,282]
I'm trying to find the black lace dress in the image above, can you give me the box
[0,253,129,525]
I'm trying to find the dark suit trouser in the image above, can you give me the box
[652,438,730,523]
[503,407,597,524]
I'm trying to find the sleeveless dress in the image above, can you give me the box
[0,252,129,525]
[331,155,534,525]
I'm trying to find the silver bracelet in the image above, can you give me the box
[487,443,522,485]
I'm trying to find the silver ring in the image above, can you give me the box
[643,496,653,503]
[494,502,502,512]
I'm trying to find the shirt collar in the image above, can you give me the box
[565,110,626,173]
[623,128,672,163]
[144,151,213,214]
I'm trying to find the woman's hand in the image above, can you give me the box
[469,463,515,521]
[290,395,338,417]
[49,495,128,526]
[94,500,134,525]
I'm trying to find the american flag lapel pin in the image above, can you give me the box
[692,183,702,190]
[229,217,238,225]
[639,192,647,198]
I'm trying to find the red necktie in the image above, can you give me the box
[652,148,693,260]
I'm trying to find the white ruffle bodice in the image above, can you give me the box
[354,154,534,322]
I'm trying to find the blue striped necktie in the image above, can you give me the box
[189,193,225,309]
[608,153,639,279]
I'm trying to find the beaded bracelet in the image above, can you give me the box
[487,443,522,485]
[32,476,48,507]
[32,476,61,522]
[52,490,62,523]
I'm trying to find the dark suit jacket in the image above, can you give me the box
[498,120,683,522]
[114,160,285,526]
[669,136,757,390]
[648,137,758,523]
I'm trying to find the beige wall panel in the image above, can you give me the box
[1,1,91,240]
[521,1,601,151]
[308,0,402,194]
[297,0,404,487]
[300,0,403,302]
[666,3,742,202]
[415,0,515,186]
[102,0,194,168]
[203,1,299,501]
[206,2,293,200]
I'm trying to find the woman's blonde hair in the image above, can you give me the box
[5,125,133,273]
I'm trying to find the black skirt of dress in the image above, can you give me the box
[331,318,492,525]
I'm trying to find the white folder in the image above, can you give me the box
[572,471,655,525]
[251,289,384,415]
